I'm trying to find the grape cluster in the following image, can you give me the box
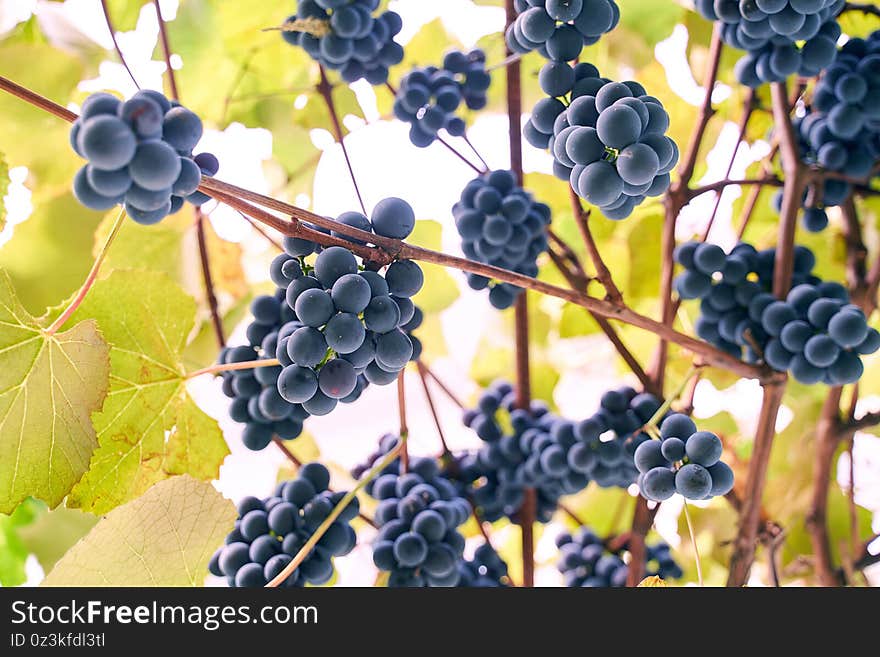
[506,0,620,61]
[556,527,682,587]
[275,199,423,415]
[218,292,310,452]
[634,414,734,502]
[525,62,677,219]
[281,1,403,85]
[789,31,880,230]
[393,49,491,148]
[569,386,667,489]
[208,463,358,587]
[458,381,590,523]
[457,542,511,587]
[70,90,214,224]
[675,241,880,385]
[695,0,844,88]
[367,450,472,587]
[452,170,551,309]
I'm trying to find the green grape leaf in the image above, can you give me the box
[17,504,99,575]
[43,476,235,586]
[65,270,229,514]
[0,498,46,586]
[0,192,104,316]
[0,271,110,513]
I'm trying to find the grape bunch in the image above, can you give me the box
[69,90,215,224]
[367,450,472,587]
[556,527,682,587]
[525,62,677,219]
[634,414,734,502]
[506,0,620,61]
[393,48,491,148]
[276,199,423,415]
[218,291,310,452]
[695,0,844,87]
[788,31,880,230]
[281,1,403,85]
[452,170,551,309]
[458,381,590,523]
[674,241,880,385]
[568,386,667,489]
[208,463,358,587]
[457,542,511,587]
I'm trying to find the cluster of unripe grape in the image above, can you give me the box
[506,0,620,61]
[675,241,880,385]
[634,413,735,502]
[273,199,422,414]
[365,446,472,587]
[209,463,358,587]
[281,0,403,85]
[453,170,551,309]
[695,0,844,87]
[790,31,880,231]
[525,62,677,219]
[556,527,682,587]
[457,381,591,523]
[70,90,215,224]
[394,49,492,147]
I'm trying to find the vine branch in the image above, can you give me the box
[100,0,140,89]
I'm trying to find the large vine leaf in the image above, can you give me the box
[0,271,110,513]
[43,476,235,586]
[66,270,229,514]
[18,504,99,575]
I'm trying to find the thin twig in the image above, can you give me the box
[266,437,404,587]
[682,501,703,587]
[415,360,451,457]
[569,187,622,303]
[46,208,127,335]
[187,358,280,379]
[152,0,179,101]
[195,208,225,348]
[100,0,140,89]
[397,370,409,474]
[422,365,465,409]
[318,66,366,213]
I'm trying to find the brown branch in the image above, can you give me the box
[100,0,140,89]
[0,73,780,384]
[518,487,536,587]
[569,187,622,303]
[650,23,724,391]
[195,208,225,348]
[421,365,465,409]
[559,502,586,526]
[233,209,284,251]
[807,387,845,586]
[701,89,755,241]
[689,176,782,200]
[152,0,179,101]
[770,81,807,298]
[318,66,366,213]
[727,380,786,586]
[415,360,451,457]
[625,499,660,586]
[436,135,484,174]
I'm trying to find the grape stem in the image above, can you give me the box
[643,365,701,431]
[265,435,406,587]
[99,0,140,90]
[45,207,127,337]
[186,358,281,379]
[195,208,226,348]
[568,187,623,304]
[682,501,703,587]
[152,0,179,101]
[317,66,367,214]
[397,370,409,474]
[420,364,465,409]
[415,360,451,457]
